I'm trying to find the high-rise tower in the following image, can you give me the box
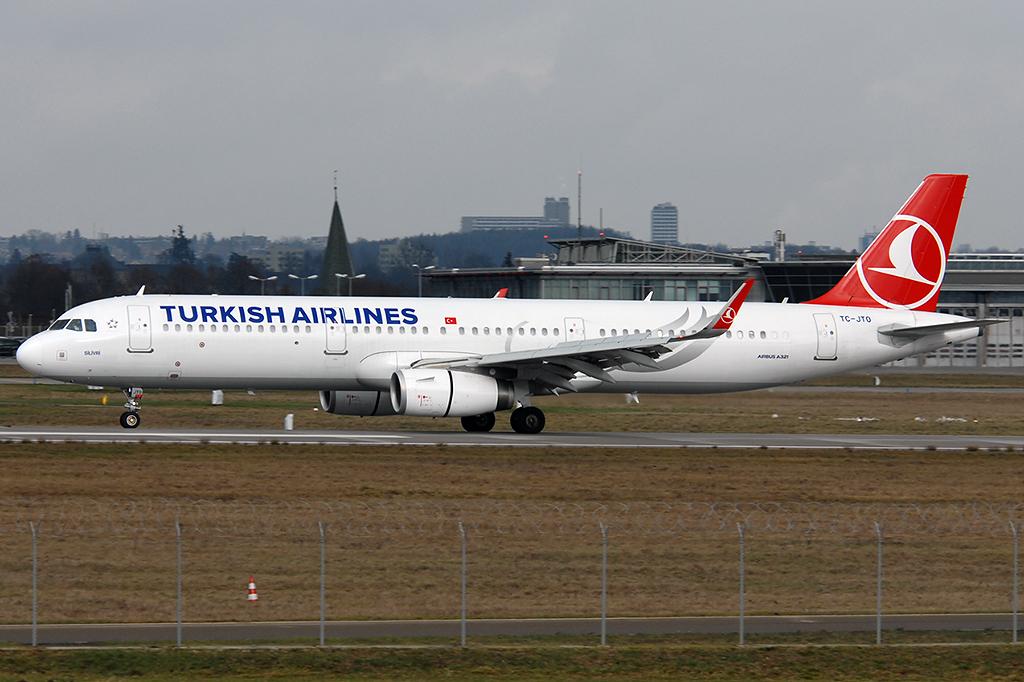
[651,203,678,245]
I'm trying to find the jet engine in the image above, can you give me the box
[319,390,397,416]
[390,369,515,418]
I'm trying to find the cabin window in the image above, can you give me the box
[622,329,628,336]
[246,325,252,332]
[494,327,500,336]
[771,331,778,339]
[281,325,287,334]
[726,330,732,338]
[49,319,69,330]
[176,324,182,332]
[210,325,216,333]
[610,329,616,336]
[541,328,548,336]
[459,327,465,335]
[85,319,97,332]
[163,324,169,331]
[530,328,537,336]
[518,328,525,336]
[553,328,559,336]
[410,326,417,335]
[507,327,513,336]
[187,324,194,332]
[399,326,406,334]
[269,325,275,333]
[67,319,83,331]
[472,327,478,335]
[736,331,743,339]
[199,324,206,332]
[440,327,447,335]
[351,326,358,333]
[483,327,490,335]
[600,329,606,336]
[234,325,240,332]
[783,331,790,340]
[364,326,370,334]
[375,326,382,334]
[258,325,264,333]
[422,327,429,335]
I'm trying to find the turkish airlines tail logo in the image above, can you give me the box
[806,174,968,312]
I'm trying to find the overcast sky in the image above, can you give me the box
[3,1,1024,250]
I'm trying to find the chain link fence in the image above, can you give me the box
[2,499,1023,647]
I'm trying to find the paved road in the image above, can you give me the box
[2,426,1023,450]
[0,613,1017,645]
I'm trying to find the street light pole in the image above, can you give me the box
[412,264,435,297]
[334,273,366,296]
[288,273,318,296]
[247,274,278,295]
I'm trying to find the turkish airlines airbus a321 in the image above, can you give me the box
[16,174,997,433]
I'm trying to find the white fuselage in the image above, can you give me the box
[17,294,977,394]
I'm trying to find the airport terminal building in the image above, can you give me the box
[424,238,1024,369]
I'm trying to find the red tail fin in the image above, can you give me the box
[806,174,968,311]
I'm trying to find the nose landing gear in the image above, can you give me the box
[120,387,143,429]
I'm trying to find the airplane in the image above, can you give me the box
[16,174,998,433]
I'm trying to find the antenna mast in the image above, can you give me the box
[333,170,338,202]
[577,169,582,241]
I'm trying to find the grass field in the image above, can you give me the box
[3,367,1024,679]
[3,644,1024,681]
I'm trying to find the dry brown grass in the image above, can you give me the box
[0,442,1022,624]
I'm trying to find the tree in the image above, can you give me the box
[160,226,196,266]
[221,253,263,294]
[4,255,71,319]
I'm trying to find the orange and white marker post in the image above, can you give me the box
[247,574,259,603]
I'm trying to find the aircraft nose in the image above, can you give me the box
[16,334,44,371]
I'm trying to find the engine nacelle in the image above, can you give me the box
[319,390,397,416]
[390,369,515,418]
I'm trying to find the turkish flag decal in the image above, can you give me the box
[445,317,457,325]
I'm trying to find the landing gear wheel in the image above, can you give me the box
[120,411,140,429]
[510,406,545,434]
[461,412,496,433]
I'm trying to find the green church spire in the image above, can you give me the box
[321,181,355,293]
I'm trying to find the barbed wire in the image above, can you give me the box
[1,499,1022,536]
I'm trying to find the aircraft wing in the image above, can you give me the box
[878,319,1002,339]
[412,279,755,392]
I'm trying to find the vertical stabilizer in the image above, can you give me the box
[805,174,968,311]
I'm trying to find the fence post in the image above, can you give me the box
[30,522,37,648]
[459,522,466,648]
[319,521,326,647]
[1013,521,1019,644]
[600,522,608,647]
[176,520,182,648]
[737,522,745,646]
[875,521,882,645]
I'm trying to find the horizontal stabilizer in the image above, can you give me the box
[878,319,1002,339]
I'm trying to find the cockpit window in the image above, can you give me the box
[49,319,70,331]
[85,319,97,332]
[66,319,83,332]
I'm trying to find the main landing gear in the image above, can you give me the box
[120,387,143,429]
[509,406,545,434]
[459,406,547,434]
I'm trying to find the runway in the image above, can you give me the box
[0,613,1017,645]
[2,425,1024,450]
